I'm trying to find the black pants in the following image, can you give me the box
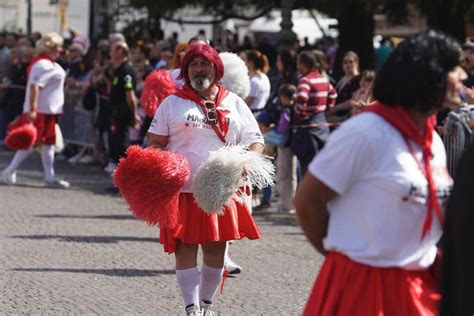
[290,128,326,176]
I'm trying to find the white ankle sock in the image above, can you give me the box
[176,267,200,308]
[199,264,224,303]
[41,145,55,182]
[5,149,33,173]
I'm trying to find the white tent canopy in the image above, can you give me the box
[249,9,338,44]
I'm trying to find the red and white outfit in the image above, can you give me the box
[24,57,66,144]
[304,104,452,315]
[148,85,264,253]
[3,56,66,184]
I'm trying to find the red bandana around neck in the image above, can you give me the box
[174,84,230,142]
[365,102,443,239]
[27,54,54,79]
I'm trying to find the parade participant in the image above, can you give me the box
[2,32,69,188]
[294,30,465,315]
[147,44,264,315]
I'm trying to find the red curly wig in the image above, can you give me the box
[179,44,224,84]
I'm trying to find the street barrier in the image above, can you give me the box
[58,88,97,155]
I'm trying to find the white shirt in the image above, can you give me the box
[248,72,271,111]
[308,112,452,270]
[23,59,66,114]
[148,92,264,192]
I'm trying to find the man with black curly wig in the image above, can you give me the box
[295,30,466,315]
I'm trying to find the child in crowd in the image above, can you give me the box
[267,84,298,213]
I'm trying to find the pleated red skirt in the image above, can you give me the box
[304,252,441,316]
[159,193,261,254]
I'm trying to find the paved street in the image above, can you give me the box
[0,149,324,315]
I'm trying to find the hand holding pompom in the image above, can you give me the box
[113,145,190,228]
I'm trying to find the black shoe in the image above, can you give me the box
[105,186,119,194]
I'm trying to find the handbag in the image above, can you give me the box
[266,129,288,146]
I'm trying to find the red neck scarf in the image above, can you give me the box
[365,102,443,239]
[26,54,54,79]
[174,84,230,143]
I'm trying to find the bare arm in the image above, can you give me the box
[247,142,264,154]
[147,133,169,149]
[294,173,338,255]
[126,89,141,127]
[245,96,256,106]
[27,83,40,122]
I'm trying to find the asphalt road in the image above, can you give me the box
[0,148,324,315]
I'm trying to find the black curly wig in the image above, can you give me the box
[373,29,462,113]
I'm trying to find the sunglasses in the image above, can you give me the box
[204,101,218,122]
[343,59,355,64]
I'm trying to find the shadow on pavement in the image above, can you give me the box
[35,214,135,220]
[12,268,174,277]
[11,235,158,244]
[253,212,299,227]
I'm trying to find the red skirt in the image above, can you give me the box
[304,252,440,316]
[34,113,58,145]
[160,193,262,254]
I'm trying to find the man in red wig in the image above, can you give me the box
[147,44,264,315]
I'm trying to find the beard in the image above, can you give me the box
[190,76,212,91]
[190,69,215,91]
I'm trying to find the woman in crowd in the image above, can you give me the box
[170,42,188,89]
[242,49,271,116]
[2,32,70,188]
[329,51,361,122]
[295,30,465,315]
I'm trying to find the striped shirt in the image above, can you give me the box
[295,70,337,119]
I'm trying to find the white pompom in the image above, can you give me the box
[219,52,251,99]
[192,145,274,215]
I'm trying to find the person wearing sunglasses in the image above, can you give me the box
[147,44,264,315]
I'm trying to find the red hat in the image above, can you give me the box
[179,44,224,84]
[5,123,37,150]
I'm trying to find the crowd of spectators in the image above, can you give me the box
[0,29,473,203]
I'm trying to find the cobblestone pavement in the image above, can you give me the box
[0,149,324,315]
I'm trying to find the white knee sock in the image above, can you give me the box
[5,149,33,173]
[199,264,224,303]
[176,267,200,308]
[41,145,55,182]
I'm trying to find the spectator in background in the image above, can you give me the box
[462,41,474,88]
[351,69,376,116]
[242,49,271,115]
[374,36,393,70]
[1,45,32,127]
[170,42,188,89]
[330,51,361,122]
[103,41,139,174]
[291,50,337,175]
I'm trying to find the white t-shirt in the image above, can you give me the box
[308,112,453,270]
[248,72,271,111]
[23,59,66,114]
[148,92,265,192]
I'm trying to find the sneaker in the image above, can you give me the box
[45,179,70,189]
[200,301,216,316]
[224,257,241,275]
[78,154,94,164]
[67,152,83,164]
[2,169,17,185]
[103,162,116,173]
[185,304,201,316]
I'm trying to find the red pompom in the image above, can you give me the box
[140,70,177,118]
[5,116,37,150]
[113,145,190,228]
